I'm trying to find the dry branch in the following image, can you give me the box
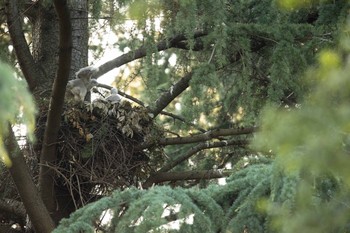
[159,111,206,133]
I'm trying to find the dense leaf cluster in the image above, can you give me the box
[55,30,350,232]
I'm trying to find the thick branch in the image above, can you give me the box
[93,31,207,79]
[39,0,72,220]
[5,127,54,232]
[159,139,248,173]
[148,37,268,119]
[143,170,231,188]
[138,126,257,150]
[151,72,193,117]
[5,0,42,91]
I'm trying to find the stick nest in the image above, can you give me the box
[37,99,164,204]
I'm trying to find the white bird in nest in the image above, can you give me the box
[66,79,98,104]
[65,66,99,104]
[106,88,121,104]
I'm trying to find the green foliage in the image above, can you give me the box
[55,2,350,231]
[253,25,350,232]
[87,0,348,136]
[54,160,273,232]
[88,0,348,132]
[0,62,36,167]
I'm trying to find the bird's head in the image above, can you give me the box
[110,88,118,95]
[76,66,99,80]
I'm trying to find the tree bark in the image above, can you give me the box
[31,4,60,93]
[69,0,89,75]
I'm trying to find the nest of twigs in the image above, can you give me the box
[35,98,164,205]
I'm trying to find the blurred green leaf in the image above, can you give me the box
[0,62,36,167]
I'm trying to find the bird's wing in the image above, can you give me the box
[106,94,121,104]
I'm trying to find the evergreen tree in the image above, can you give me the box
[0,0,349,232]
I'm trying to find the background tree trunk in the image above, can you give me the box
[32,1,88,94]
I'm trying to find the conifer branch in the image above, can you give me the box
[4,0,42,91]
[138,127,256,150]
[158,139,248,173]
[93,31,207,79]
[143,170,231,188]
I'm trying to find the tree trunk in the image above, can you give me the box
[31,0,89,224]
[32,1,88,93]
[6,127,55,233]
[31,4,59,92]
[54,1,89,223]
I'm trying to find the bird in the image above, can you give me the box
[65,78,99,104]
[65,78,86,103]
[65,66,99,104]
[106,88,121,104]
[75,66,99,85]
